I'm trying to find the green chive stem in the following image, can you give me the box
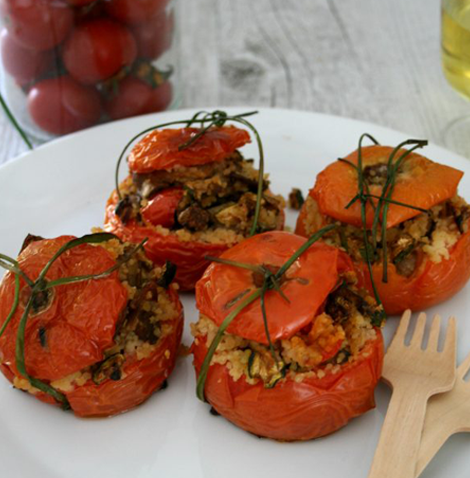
[275,224,337,279]
[115,110,258,200]
[196,289,262,401]
[0,94,33,150]
[0,273,19,337]
[0,232,146,407]
[44,239,147,289]
[260,285,283,370]
[15,297,69,408]
[204,256,263,273]
[37,233,117,283]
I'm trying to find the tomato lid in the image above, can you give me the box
[128,126,251,173]
[0,236,128,381]
[195,231,353,344]
[311,145,464,229]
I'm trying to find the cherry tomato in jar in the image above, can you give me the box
[104,0,170,25]
[104,76,172,120]
[62,18,137,85]
[73,0,107,22]
[2,0,74,51]
[0,28,53,85]
[131,11,172,60]
[65,0,97,6]
[27,76,102,135]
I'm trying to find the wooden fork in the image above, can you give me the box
[416,350,470,476]
[368,311,457,478]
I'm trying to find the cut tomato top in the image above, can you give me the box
[196,231,354,344]
[128,126,251,173]
[311,145,464,229]
[0,236,128,381]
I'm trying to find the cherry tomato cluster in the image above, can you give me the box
[0,0,174,136]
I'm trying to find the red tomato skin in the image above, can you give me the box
[0,28,53,84]
[2,0,74,51]
[105,77,172,120]
[192,330,384,441]
[0,236,128,382]
[311,145,463,229]
[64,287,183,417]
[74,1,107,22]
[65,0,96,6]
[356,221,470,314]
[105,188,285,291]
[104,0,170,25]
[145,81,172,114]
[0,237,184,417]
[141,187,184,228]
[129,126,252,174]
[131,11,171,60]
[295,202,470,315]
[27,76,102,135]
[105,77,150,120]
[62,19,137,85]
[196,232,355,344]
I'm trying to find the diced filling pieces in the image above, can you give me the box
[302,195,470,277]
[288,187,305,210]
[14,240,179,395]
[191,273,379,388]
[116,152,285,243]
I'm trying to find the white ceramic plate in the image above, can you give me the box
[1,108,469,478]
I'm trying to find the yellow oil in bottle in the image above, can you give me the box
[442,0,470,99]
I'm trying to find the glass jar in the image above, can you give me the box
[0,0,180,141]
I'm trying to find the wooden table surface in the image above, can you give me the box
[0,0,468,164]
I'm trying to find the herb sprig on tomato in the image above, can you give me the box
[296,135,469,314]
[114,110,266,237]
[0,233,147,407]
[195,224,338,401]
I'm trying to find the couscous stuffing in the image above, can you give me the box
[301,194,470,277]
[191,273,379,387]
[12,238,180,397]
[115,152,285,244]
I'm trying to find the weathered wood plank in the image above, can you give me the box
[1,0,469,164]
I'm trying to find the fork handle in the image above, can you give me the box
[416,428,452,477]
[368,383,429,478]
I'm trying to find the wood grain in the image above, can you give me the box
[368,312,457,478]
[1,0,469,164]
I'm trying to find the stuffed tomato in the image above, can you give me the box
[0,233,183,417]
[191,231,384,441]
[105,121,285,291]
[295,143,470,315]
